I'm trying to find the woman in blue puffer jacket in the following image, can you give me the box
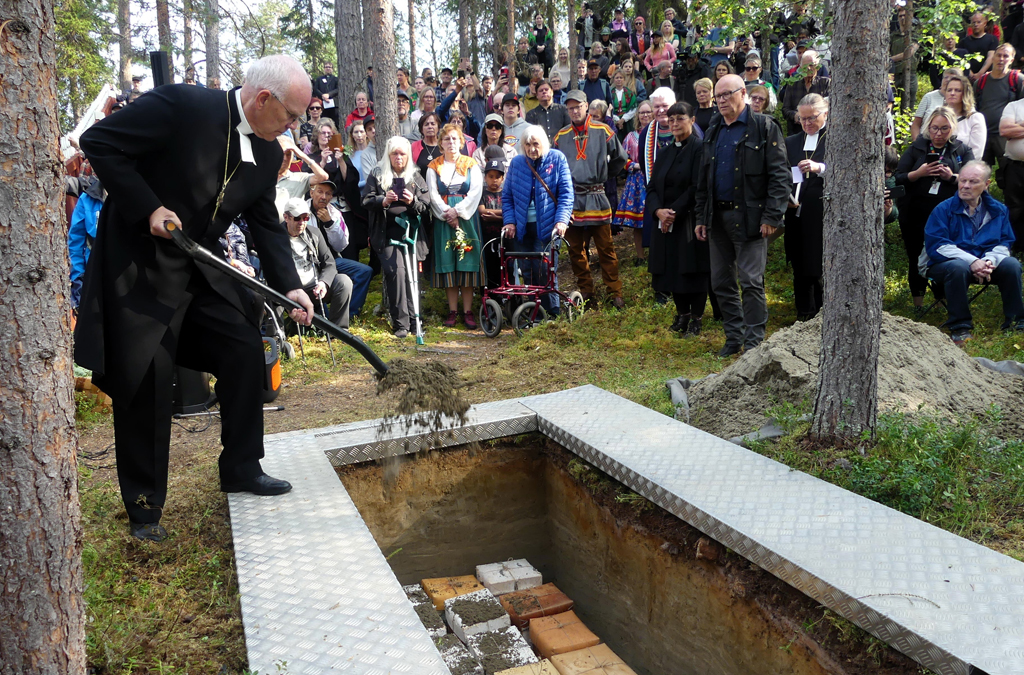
[500,125,574,315]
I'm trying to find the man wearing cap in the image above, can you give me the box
[396,90,420,140]
[75,55,316,541]
[582,60,612,104]
[575,2,603,59]
[501,94,530,154]
[675,46,712,108]
[526,79,571,141]
[609,8,629,42]
[283,197,353,328]
[553,90,628,308]
[309,180,372,317]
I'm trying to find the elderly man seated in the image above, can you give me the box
[924,160,1024,345]
[308,180,372,317]
[282,197,353,328]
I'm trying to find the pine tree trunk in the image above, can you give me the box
[567,0,577,89]
[362,0,374,74]
[408,0,416,76]
[458,0,469,59]
[811,0,889,441]
[336,0,363,124]
[0,0,86,670]
[547,0,556,50]
[470,0,479,75]
[183,0,193,68]
[204,0,220,87]
[902,0,914,111]
[156,0,172,57]
[368,0,397,160]
[428,0,438,74]
[117,0,131,90]
[505,0,514,65]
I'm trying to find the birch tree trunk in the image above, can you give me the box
[117,0,131,90]
[369,0,397,160]
[0,0,86,670]
[204,0,220,87]
[811,0,889,441]
[336,0,363,125]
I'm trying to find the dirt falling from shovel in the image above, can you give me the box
[375,359,472,492]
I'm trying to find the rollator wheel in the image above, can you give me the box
[282,340,296,360]
[480,298,504,338]
[564,291,584,323]
[511,301,548,337]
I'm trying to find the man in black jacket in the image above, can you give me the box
[674,47,713,108]
[312,62,339,124]
[695,74,790,356]
[77,54,316,542]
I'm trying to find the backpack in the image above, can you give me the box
[977,69,1023,102]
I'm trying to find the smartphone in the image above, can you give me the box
[500,66,509,77]
[887,184,906,200]
[328,133,343,150]
[458,69,466,78]
[391,177,406,196]
[925,152,941,164]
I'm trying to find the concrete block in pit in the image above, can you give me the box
[437,634,484,675]
[530,611,601,660]
[423,575,485,610]
[495,658,559,674]
[467,625,538,674]
[477,559,542,595]
[446,588,511,643]
[499,582,574,628]
[405,583,447,638]
[550,644,637,674]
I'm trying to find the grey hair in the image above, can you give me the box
[923,106,959,141]
[960,159,992,182]
[801,49,820,65]
[650,86,677,105]
[244,55,308,96]
[375,135,418,192]
[798,93,828,115]
[521,125,551,154]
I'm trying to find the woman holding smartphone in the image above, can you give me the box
[895,106,974,309]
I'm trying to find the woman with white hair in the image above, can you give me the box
[895,106,975,309]
[501,124,574,316]
[363,136,430,338]
[635,87,678,264]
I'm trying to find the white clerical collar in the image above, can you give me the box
[234,88,256,165]
[803,130,819,152]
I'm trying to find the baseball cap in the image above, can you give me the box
[484,158,506,174]
[397,89,411,100]
[315,180,338,192]
[564,90,588,104]
[587,59,600,68]
[484,113,504,126]
[283,198,311,218]
[501,94,520,106]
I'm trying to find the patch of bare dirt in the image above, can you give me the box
[688,313,1024,439]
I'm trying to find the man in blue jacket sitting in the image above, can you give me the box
[924,160,1024,345]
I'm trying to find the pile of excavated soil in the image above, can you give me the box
[688,313,1024,439]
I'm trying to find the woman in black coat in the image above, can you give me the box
[894,106,974,309]
[646,101,710,335]
[363,136,430,338]
[784,93,828,321]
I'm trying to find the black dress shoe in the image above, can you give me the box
[222,474,293,496]
[686,317,703,336]
[130,522,168,542]
[718,343,742,357]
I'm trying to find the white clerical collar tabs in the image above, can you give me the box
[234,88,256,165]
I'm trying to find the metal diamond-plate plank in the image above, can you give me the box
[518,385,1024,675]
[229,439,451,675]
[312,400,538,467]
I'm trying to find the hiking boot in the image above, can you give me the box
[463,313,478,330]
[443,311,458,327]
[951,329,973,346]
[610,296,625,310]
[686,317,703,336]
[393,328,409,339]
[669,314,686,332]
[718,343,742,357]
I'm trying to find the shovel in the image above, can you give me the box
[164,221,389,377]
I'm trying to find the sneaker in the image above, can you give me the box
[951,329,973,346]
[130,521,167,542]
[443,311,458,327]
[463,313,478,330]
[393,328,409,339]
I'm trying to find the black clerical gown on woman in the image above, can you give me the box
[646,134,710,293]
[783,129,827,279]
[77,84,302,523]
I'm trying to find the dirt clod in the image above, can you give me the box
[688,313,1024,439]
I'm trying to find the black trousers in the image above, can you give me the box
[111,278,266,524]
[898,206,930,298]
[672,291,707,316]
[1005,160,1024,253]
[793,274,823,319]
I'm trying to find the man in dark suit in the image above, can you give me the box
[77,55,316,542]
[313,62,339,124]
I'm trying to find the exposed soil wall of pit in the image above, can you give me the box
[338,438,923,675]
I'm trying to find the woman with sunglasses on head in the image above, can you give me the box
[895,106,975,310]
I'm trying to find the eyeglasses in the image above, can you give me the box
[745,66,760,72]
[714,87,744,102]
[271,92,304,125]
[798,111,823,123]
[308,106,322,111]
[485,124,503,130]
[289,214,310,222]
[928,124,951,133]
[750,95,768,103]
